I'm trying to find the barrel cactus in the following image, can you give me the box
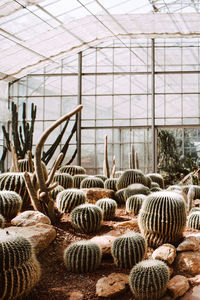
[53,173,73,189]
[167,185,182,192]
[0,173,30,210]
[151,182,160,188]
[96,198,117,220]
[104,178,118,192]
[80,177,104,189]
[126,194,146,215]
[73,174,88,188]
[150,186,162,192]
[115,188,126,205]
[70,203,103,233]
[0,214,5,228]
[95,175,107,182]
[58,165,86,176]
[144,175,152,189]
[190,207,200,214]
[10,159,48,179]
[146,173,164,189]
[111,232,147,269]
[187,185,200,211]
[56,189,86,213]
[129,259,170,300]
[0,191,22,219]
[124,183,150,199]
[117,169,147,190]
[138,191,187,248]
[49,185,64,200]
[115,171,124,178]
[63,240,102,273]
[188,212,200,229]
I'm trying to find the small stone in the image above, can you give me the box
[11,210,51,226]
[89,235,116,256]
[175,251,200,275]
[96,273,129,298]
[113,218,139,231]
[152,244,176,264]
[177,236,199,252]
[68,291,84,300]
[180,285,200,300]
[188,274,200,285]
[167,275,190,299]
[81,188,115,203]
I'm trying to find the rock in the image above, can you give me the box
[194,199,200,206]
[180,285,200,299]
[1,224,56,254]
[113,218,139,231]
[187,233,200,242]
[89,235,116,256]
[81,188,115,203]
[152,244,176,264]
[167,275,190,299]
[68,291,84,300]
[11,210,51,226]
[175,251,200,275]
[188,274,200,285]
[177,236,199,252]
[96,273,129,298]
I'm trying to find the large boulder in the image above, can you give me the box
[11,210,51,226]
[96,273,129,298]
[81,188,115,203]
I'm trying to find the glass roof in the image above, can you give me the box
[0,0,200,81]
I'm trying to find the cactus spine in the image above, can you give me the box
[126,194,146,215]
[56,189,86,213]
[80,177,104,189]
[53,173,73,189]
[129,259,170,300]
[58,165,86,176]
[111,232,147,269]
[0,191,22,219]
[188,212,200,229]
[138,191,187,248]
[70,204,103,233]
[63,241,102,273]
[117,169,147,190]
[96,198,117,220]
[104,178,118,192]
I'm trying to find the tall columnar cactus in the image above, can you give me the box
[117,169,147,190]
[73,174,88,188]
[115,188,126,205]
[124,183,150,200]
[104,178,118,192]
[58,165,86,176]
[49,185,64,201]
[70,204,103,233]
[56,189,86,213]
[96,198,117,220]
[138,191,187,248]
[129,259,170,300]
[0,173,30,210]
[187,212,200,229]
[126,194,147,215]
[0,191,22,219]
[146,173,164,189]
[0,235,41,300]
[80,177,104,189]
[63,241,102,273]
[111,232,147,269]
[0,214,5,228]
[53,173,73,189]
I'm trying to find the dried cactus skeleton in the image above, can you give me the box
[24,105,83,223]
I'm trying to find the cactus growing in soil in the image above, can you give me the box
[63,240,102,273]
[129,259,170,300]
[0,191,22,219]
[151,182,160,188]
[138,191,187,248]
[49,185,64,200]
[111,232,147,269]
[126,194,146,215]
[56,189,86,213]
[117,169,147,190]
[73,174,88,188]
[96,175,107,182]
[104,178,118,192]
[58,165,86,176]
[115,188,126,205]
[0,214,5,228]
[124,183,150,199]
[146,173,164,189]
[80,177,104,189]
[188,212,200,229]
[144,175,152,189]
[150,187,162,192]
[70,203,103,233]
[96,198,117,220]
[53,173,73,189]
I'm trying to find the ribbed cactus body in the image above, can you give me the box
[190,207,200,214]
[150,187,162,192]
[73,175,88,188]
[0,173,30,210]
[0,214,4,228]
[63,241,102,273]
[95,175,107,182]
[125,183,150,199]
[0,191,22,219]
[129,259,170,300]
[70,204,103,233]
[58,165,86,176]
[138,191,186,248]
[111,232,147,269]
[80,177,104,189]
[53,173,73,189]
[146,173,164,189]
[96,198,117,220]
[167,185,182,191]
[151,182,160,188]
[56,189,86,213]
[144,175,152,189]
[115,188,126,205]
[49,185,64,201]
[126,194,146,215]
[10,159,48,179]
[188,212,200,229]
[104,178,118,192]
[117,169,147,190]
[115,171,124,178]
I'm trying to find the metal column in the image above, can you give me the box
[151,39,156,172]
[77,52,82,166]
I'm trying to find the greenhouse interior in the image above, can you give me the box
[1,1,200,299]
